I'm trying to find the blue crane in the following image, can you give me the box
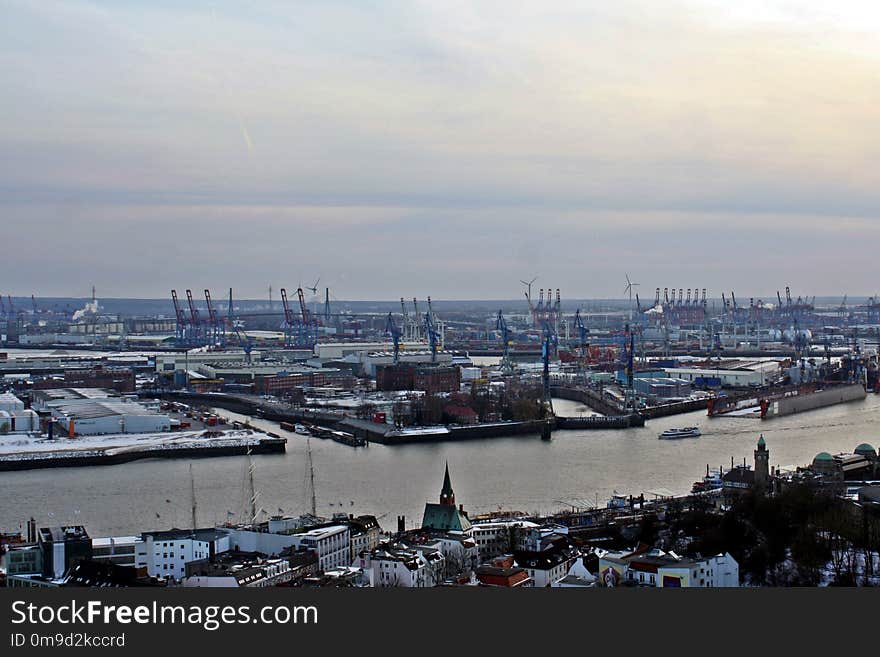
[496,310,513,373]
[423,311,439,363]
[573,309,589,352]
[385,312,402,364]
[226,288,252,363]
[540,319,556,415]
[622,323,635,412]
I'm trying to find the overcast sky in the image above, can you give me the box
[3,1,880,300]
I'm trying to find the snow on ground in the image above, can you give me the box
[388,427,451,436]
[725,407,763,417]
[0,429,270,461]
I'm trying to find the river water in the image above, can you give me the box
[2,395,878,537]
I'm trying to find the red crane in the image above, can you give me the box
[297,287,311,325]
[280,288,295,327]
[185,289,201,334]
[204,289,218,326]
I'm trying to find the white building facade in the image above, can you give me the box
[135,530,231,581]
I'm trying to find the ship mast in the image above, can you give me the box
[247,448,258,524]
[307,437,317,517]
[189,463,198,530]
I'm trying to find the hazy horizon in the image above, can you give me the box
[4,1,880,298]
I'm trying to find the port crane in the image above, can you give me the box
[623,323,636,413]
[496,310,513,374]
[423,307,440,364]
[280,288,297,348]
[399,298,414,342]
[204,289,226,347]
[171,290,190,345]
[185,290,203,345]
[412,297,428,342]
[279,287,318,349]
[227,288,253,363]
[297,287,312,326]
[540,319,556,417]
[573,308,589,357]
[385,313,402,364]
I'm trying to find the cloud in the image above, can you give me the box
[3,1,880,297]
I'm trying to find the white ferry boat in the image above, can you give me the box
[658,427,701,440]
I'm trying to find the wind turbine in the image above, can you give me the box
[306,278,321,316]
[624,274,639,323]
[521,276,538,323]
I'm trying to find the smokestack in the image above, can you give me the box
[397,515,405,534]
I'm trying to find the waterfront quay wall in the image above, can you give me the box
[340,418,553,445]
[764,383,867,419]
[551,385,707,420]
[555,414,644,429]
[156,391,644,442]
[639,398,708,419]
[142,391,342,425]
[550,386,622,416]
[0,438,286,472]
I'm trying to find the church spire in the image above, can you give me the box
[440,461,455,506]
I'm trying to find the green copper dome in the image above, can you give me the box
[813,452,833,462]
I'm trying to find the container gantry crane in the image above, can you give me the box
[185,289,204,345]
[423,309,440,364]
[385,312,402,364]
[496,310,513,373]
[280,288,296,348]
[204,289,226,347]
[171,290,189,345]
[279,287,318,349]
[540,319,556,416]
[573,308,589,356]
[226,288,252,363]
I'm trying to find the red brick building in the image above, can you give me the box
[34,366,135,393]
[377,365,460,394]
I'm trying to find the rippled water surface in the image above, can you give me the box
[2,395,878,536]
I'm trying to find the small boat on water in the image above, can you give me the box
[280,422,312,435]
[658,427,701,440]
[691,467,723,493]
